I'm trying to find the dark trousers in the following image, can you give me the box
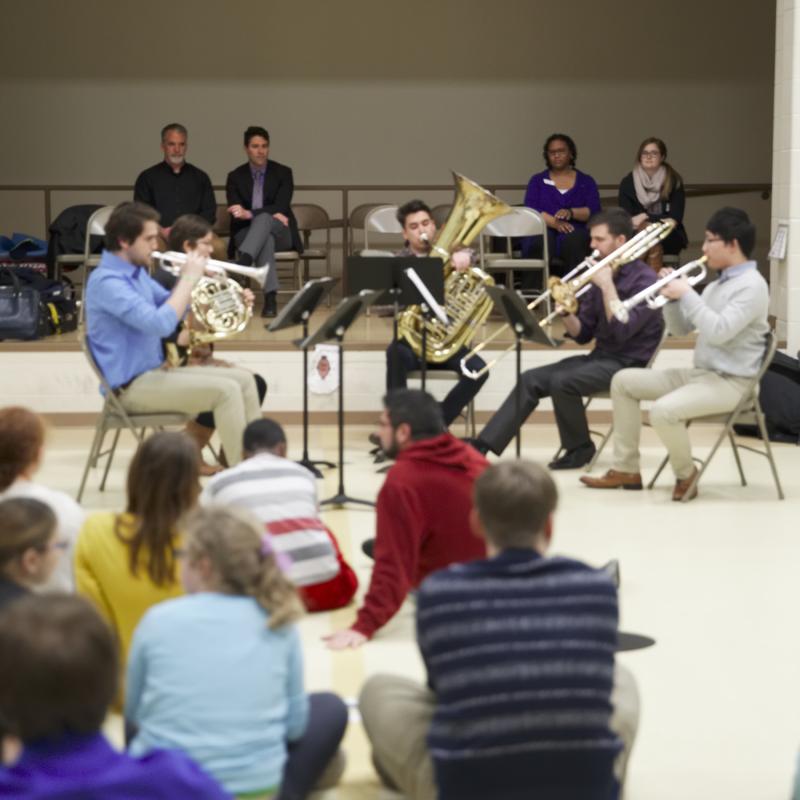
[195,372,267,429]
[480,352,641,455]
[386,340,488,427]
[521,228,592,285]
[234,214,293,293]
[277,692,349,800]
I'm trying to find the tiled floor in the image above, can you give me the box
[42,422,800,800]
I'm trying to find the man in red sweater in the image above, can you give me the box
[324,389,488,650]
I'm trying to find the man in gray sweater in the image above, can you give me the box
[581,207,769,501]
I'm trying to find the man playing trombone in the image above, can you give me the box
[581,207,769,500]
[468,208,664,469]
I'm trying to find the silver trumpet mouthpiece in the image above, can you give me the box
[420,232,429,243]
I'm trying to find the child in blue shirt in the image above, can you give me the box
[126,505,348,799]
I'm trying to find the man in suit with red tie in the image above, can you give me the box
[226,126,302,317]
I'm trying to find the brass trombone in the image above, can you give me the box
[611,256,708,323]
[460,219,676,380]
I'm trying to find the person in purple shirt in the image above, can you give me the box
[522,133,602,279]
[469,208,663,469]
[0,593,230,800]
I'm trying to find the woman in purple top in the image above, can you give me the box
[522,133,602,278]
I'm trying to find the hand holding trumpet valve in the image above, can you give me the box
[658,267,691,301]
[179,249,207,285]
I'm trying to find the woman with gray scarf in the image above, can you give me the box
[618,137,688,268]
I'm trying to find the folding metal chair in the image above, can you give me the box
[647,330,785,502]
[76,332,189,502]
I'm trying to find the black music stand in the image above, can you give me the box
[345,256,445,391]
[484,285,561,458]
[298,290,382,508]
[267,277,338,478]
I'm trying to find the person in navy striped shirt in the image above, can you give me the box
[359,460,640,800]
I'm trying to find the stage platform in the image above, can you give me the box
[0,307,703,424]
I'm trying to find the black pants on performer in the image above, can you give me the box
[386,340,488,427]
[479,352,644,456]
[520,228,592,287]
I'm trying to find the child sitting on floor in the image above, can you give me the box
[126,505,348,800]
[0,497,64,611]
[0,593,229,799]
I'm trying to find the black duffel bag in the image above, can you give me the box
[0,267,78,340]
[0,266,50,340]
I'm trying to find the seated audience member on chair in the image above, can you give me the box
[581,207,769,501]
[617,136,687,270]
[201,419,358,612]
[152,214,267,475]
[226,125,302,318]
[385,200,489,428]
[84,202,262,466]
[324,390,488,650]
[126,506,347,799]
[359,460,640,800]
[0,594,229,799]
[133,123,225,260]
[521,132,602,280]
[469,208,664,470]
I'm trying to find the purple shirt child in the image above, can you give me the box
[0,732,231,799]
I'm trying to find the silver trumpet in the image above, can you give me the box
[151,250,269,286]
[611,256,708,323]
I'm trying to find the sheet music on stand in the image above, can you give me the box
[404,267,448,325]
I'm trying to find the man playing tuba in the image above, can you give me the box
[384,200,489,429]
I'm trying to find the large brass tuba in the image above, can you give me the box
[396,173,512,363]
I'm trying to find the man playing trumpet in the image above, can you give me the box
[85,202,263,466]
[581,207,769,500]
[468,208,664,469]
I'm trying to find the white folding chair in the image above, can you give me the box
[479,207,549,304]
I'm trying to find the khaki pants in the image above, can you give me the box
[611,367,751,480]
[119,365,262,465]
[359,665,640,799]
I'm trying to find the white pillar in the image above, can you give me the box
[772,0,800,353]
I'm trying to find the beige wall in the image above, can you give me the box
[0,0,775,255]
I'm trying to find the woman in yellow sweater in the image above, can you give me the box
[75,431,200,692]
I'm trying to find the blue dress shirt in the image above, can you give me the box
[85,251,179,390]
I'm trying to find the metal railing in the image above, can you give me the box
[0,182,771,252]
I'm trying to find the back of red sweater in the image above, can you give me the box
[353,433,488,639]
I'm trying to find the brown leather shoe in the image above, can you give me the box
[672,468,699,502]
[580,469,643,490]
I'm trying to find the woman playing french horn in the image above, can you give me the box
[153,214,267,474]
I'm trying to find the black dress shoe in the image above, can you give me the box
[462,437,490,455]
[361,539,375,559]
[261,291,277,318]
[548,444,596,470]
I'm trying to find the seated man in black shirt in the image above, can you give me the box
[133,123,225,259]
